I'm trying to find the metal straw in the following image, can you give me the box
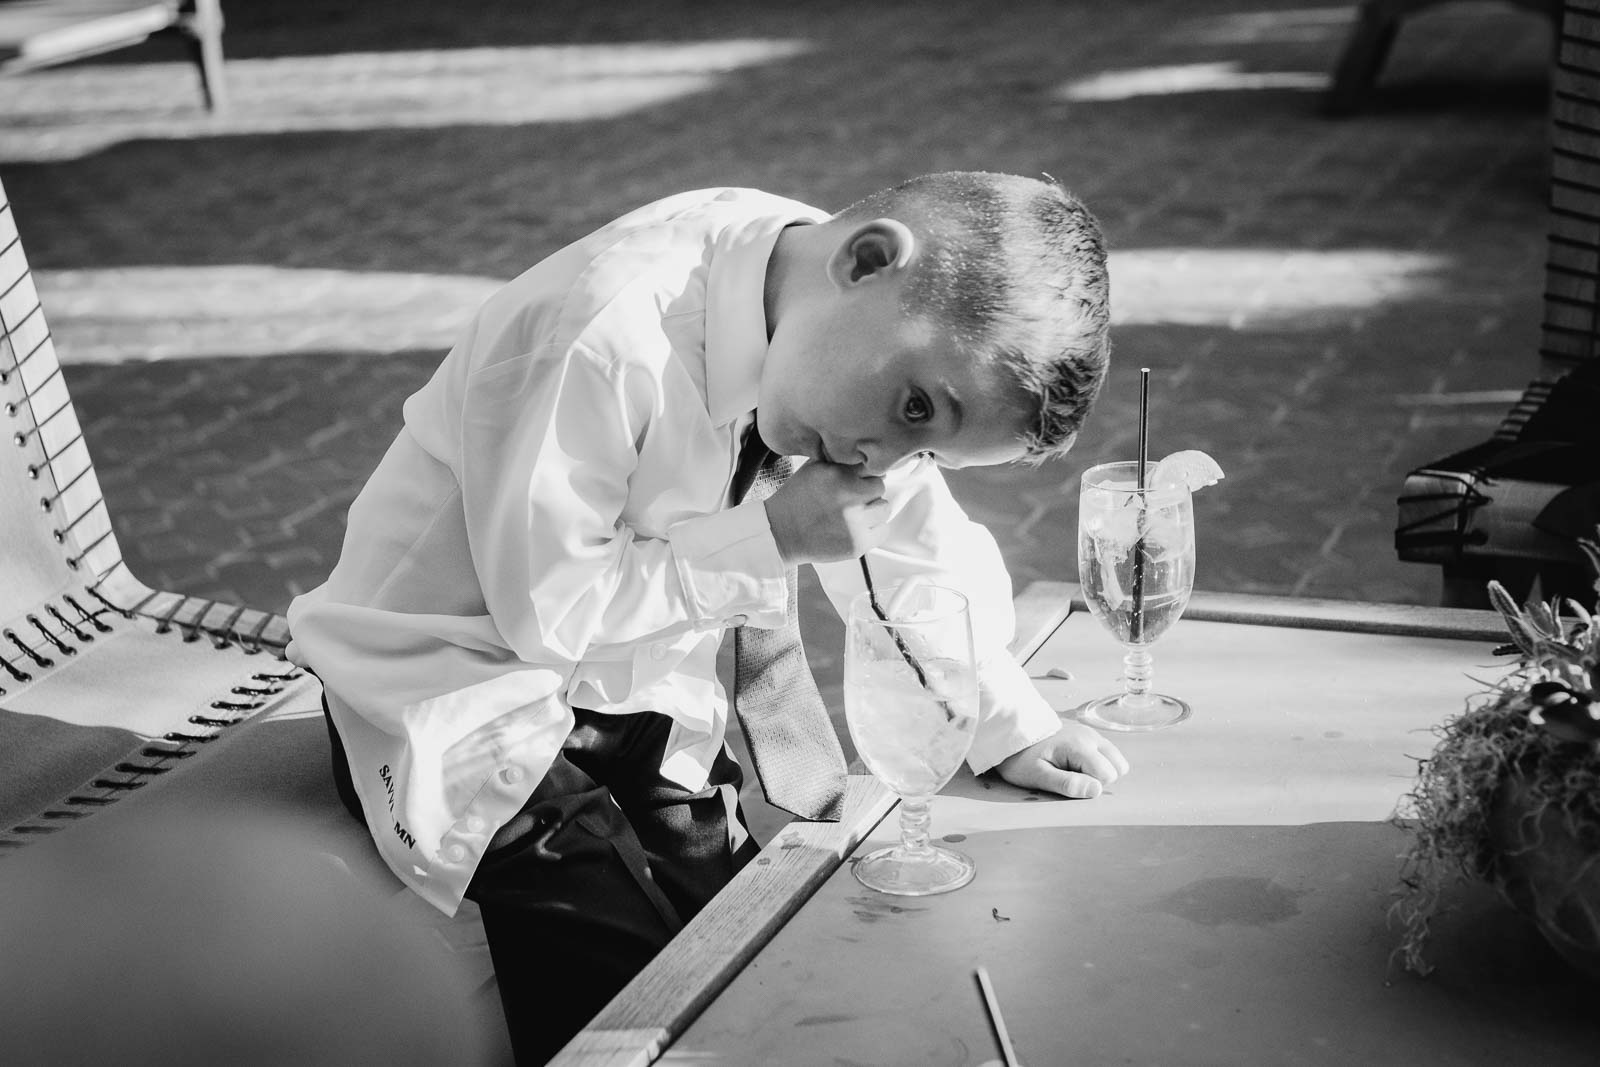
[1129,368,1151,642]
[858,558,957,722]
[975,965,1022,1067]
[1137,367,1150,492]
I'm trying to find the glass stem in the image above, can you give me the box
[1122,645,1154,705]
[898,797,933,856]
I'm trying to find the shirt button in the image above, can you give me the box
[501,767,525,785]
[443,844,467,863]
[724,614,748,628]
[465,815,486,833]
[650,643,670,661]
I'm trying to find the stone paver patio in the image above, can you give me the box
[1,0,1559,831]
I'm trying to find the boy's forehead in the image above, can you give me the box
[922,343,1034,414]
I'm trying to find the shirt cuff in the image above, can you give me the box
[965,654,1063,775]
[667,498,789,631]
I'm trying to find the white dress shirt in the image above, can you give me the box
[286,188,1063,915]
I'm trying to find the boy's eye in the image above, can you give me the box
[903,392,933,424]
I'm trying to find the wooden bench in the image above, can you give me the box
[0,0,226,110]
[1395,0,1600,606]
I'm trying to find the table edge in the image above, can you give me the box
[548,776,897,1067]
[1021,580,1509,643]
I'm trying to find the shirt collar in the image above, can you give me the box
[704,199,827,427]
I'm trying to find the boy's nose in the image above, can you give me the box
[857,440,915,477]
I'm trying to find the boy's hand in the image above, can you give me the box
[764,462,889,564]
[994,720,1129,799]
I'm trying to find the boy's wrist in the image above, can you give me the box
[965,661,1063,774]
[666,501,789,628]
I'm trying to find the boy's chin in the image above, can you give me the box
[758,422,807,460]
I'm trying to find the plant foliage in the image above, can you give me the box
[1392,531,1600,976]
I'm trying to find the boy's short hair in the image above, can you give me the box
[836,171,1111,461]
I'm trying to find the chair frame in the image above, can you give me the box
[1395,0,1600,605]
[1324,0,1560,115]
[0,0,227,111]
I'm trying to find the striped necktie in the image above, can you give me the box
[729,426,848,822]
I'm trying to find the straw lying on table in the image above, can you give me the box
[975,965,1022,1067]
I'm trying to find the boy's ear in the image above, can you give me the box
[827,218,916,288]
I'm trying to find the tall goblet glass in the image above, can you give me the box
[1076,460,1196,731]
[845,582,979,896]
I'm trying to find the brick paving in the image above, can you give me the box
[0,0,1559,828]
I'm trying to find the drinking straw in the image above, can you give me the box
[975,966,1022,1067]
[1137,367,1150,491]
[859,557,957,722]
[1129,368,1151,643]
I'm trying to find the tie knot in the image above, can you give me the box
[732,425,788,504]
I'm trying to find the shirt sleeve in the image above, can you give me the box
[812,458,1062,775]
[452,340,785,667]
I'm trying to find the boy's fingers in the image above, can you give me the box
[1044,769,1103,800]
[854,474,886,502]
[1062,744,1121,786]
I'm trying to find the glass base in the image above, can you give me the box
[851,843,975,896]
[1078,691,1191,732]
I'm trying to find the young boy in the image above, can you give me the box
[287,171,1130,1063]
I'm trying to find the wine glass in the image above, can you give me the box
[844,582,979,896]
[1075,460,1196,731]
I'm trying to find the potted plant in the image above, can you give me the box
[1393,531,1600,979]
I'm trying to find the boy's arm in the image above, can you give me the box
[449,342,786,667]
[811,460,1127,795]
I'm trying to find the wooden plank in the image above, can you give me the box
[1006,579,1073,662]
[552,1030,664,1067]
[0,0,178,73]
[548,774,898,1067]
[993,616,1503,828]
[1182,589,1509,640]
[1029,581,1508,643]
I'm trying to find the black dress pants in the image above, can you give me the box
[324,703,757,1066]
